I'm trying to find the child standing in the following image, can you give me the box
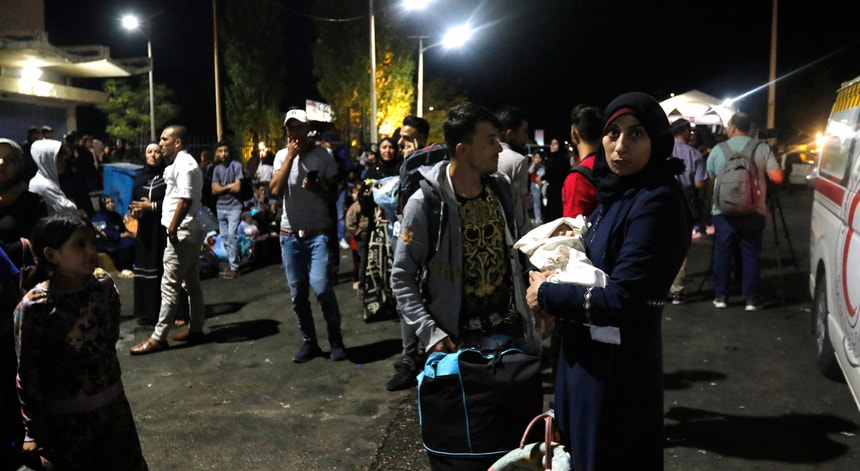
[13,214,147,470]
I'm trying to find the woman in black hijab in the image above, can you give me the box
[128,143,168,325]
[527,92,691,470]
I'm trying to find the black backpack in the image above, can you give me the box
[398,143,449,215]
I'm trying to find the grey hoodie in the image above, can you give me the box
[28,140,78,215]
[390,160,536,352]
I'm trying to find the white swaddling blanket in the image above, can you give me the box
[515,216,620,345]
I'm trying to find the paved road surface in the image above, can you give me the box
[112,186,859,470]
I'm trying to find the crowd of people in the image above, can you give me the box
[0,92,785,469]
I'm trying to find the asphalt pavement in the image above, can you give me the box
[113,185,860,470]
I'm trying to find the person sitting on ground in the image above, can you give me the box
[92,195,136,276]
[244,182,277,234]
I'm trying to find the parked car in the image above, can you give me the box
[781,150,818,187]
[809,74,860,413]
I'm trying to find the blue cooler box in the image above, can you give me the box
[102,163,143,217]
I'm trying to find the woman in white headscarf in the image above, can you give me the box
[27,140,78,216]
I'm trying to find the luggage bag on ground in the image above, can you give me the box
[418,346,543,470]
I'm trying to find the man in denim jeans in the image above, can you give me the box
[211,140,244,279]
[271,109,346,363]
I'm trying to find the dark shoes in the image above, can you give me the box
[386,364,418,391]
[293,341,324,363]
[293,339,348,363]
[172,330,206,343]
[671,293,687,305]
[330,341,347,362]
[129,338,169,355]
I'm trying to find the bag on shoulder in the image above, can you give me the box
[397,143,449,215]
[417,346,543,464]
[713,140,763,216]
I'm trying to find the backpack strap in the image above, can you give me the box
[485,173,517,239]
[568,165,596,186]
[715,141,733,161]
[419,178,446,264]
[741,139,762,161]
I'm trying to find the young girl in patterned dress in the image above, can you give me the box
[14,214,147,470]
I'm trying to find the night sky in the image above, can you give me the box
[43,0,860,145]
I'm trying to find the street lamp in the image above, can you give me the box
[411,25,472,118]
[122,14,156,142]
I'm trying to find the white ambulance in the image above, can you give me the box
[810,75,860,412]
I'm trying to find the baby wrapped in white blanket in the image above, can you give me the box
[514,216,620,345]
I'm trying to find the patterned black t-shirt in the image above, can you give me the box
[457,185,518,336]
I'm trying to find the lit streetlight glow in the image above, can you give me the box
[412,24,472,117]
[442,25,471,49]
[121,15,139,31]
[403,0,432,10]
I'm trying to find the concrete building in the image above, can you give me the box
[0,0,146,142]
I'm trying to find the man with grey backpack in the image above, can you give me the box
[707,112,783,311]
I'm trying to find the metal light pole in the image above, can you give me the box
[411,36,429,117]
[369,0,378,145]
[122,15,156,142]
[146,36,155,142]
[767,0,778,134]
[213,0,223,141]
[410,27,471,118]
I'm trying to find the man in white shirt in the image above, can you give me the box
[130,125,206,354]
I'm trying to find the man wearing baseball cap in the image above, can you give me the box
[271,109,347,362]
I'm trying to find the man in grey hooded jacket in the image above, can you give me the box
[391,103,536,358]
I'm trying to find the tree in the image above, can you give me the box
[421,75,468,144]
[97,77,179,146]
[221,0,286,160]
[312,0,415,147]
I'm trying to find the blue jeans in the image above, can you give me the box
[280,233,343,344]
[530,182,542,221]
[336,189,346,241]
[217,208,242,270]
[712,213,765,302]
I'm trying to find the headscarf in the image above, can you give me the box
[133,143,167,203]
[593,92,686,204]
[0,138,25,191]
[28,139,78,215]
[140,143,167,180]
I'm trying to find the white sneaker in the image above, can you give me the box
[745,303,762,312]
[339,239,350,250]
[713,299,728,309]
